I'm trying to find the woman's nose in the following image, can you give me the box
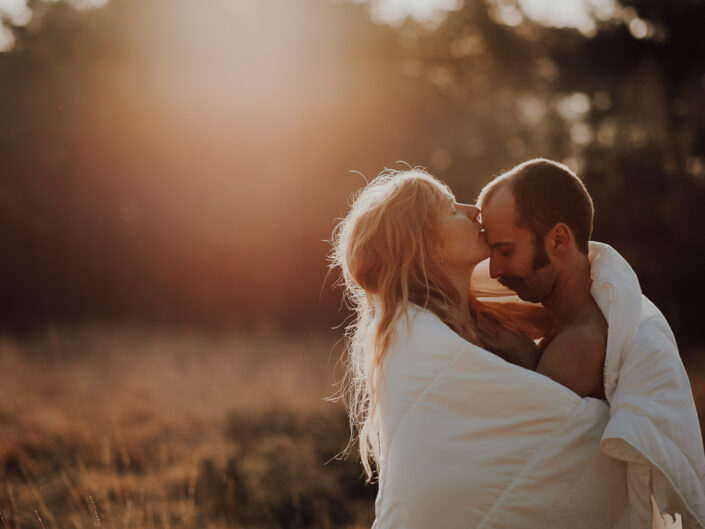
[465,204,481,222]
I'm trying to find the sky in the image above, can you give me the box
[0,0,109,49]
[0,0,622,51]
[362,0,618,31]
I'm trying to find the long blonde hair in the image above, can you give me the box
[330,168,535,481]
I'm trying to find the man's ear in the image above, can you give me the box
[548,223,571,256]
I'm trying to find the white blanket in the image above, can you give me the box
[589,242,705,528]
[373,304,629,528]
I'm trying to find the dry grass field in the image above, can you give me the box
[1,326,703,529]
[0,326,376,529]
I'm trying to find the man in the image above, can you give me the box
[477,158,705,528]
[477,158,606,398]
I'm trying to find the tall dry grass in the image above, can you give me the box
[1,326,703,529]
[0,325,375,529]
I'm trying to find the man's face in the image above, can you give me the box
[480,186,557,303]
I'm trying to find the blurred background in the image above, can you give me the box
[1,0,704,527]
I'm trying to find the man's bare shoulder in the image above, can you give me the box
[537,323,607,398]
[544,324,607,360]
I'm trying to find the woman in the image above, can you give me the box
[331,168,628,528]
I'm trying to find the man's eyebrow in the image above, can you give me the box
[490,242,514,249]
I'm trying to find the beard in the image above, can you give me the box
[532,235,550,270]
[498,274,529,293]
[498,237,552,301]
[499,274,548,302]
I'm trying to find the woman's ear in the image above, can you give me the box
[548,223,572,256]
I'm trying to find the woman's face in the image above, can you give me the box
[437,198,490,271]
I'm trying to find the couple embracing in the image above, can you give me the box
[331,159,705,528]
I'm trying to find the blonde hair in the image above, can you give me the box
[330,168,535,481]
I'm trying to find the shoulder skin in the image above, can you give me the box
[536,323,607,399]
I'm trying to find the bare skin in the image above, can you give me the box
[537,255,607,399]
[481,185,607,398]
[497,325,542,371]
[481,301,554,370]
[437,199,546,371]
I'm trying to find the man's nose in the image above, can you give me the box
[489,256,503,279]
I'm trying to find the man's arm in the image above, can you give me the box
[536,326,606,398]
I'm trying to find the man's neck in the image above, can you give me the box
[542,253,594,329]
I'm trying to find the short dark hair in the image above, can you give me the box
[478,158,594,254]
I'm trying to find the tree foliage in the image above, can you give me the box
[1,0,703,346]
[395,0,705,345]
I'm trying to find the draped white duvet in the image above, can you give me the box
[371,242,705,528]
[590,242,705,528]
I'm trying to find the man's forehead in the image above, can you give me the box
[481,186,530,242]
[481,186,517,228]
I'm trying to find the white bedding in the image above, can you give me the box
[590,242,705,528]
[373,305,628,528]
